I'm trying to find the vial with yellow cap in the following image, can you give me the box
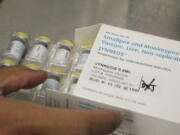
[74,43,93,71]
[23,36,52,70]
[69,78,78,94]
[0,32,29,67]
[42,73,61,90]
[49,40,73,68]
[69,71,81,93]
[33,72,62,105]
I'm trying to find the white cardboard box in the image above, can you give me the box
[46,24,180,135]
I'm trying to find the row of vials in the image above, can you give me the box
[0,32,93,104]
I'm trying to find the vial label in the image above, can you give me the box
[43,78,60,90]
[53,48,70,65]
[6,40,25,60]
[76,52,89,69]
[28,44,48,62]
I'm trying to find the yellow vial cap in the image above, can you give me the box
[24,63,40,70]
[37,36,52,45]
[59,40,73,47]
[50,67,65,75]
[81,43,93,49]
[15,32,29,40]
[0,58,16,65]
[72,71,81,78]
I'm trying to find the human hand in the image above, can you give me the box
[0,66,47,95]
[0,66,121,135]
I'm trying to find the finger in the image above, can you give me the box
[85,110,121,135]
[0,66,47,95]
[0,100,122,135]
[26,109,122,135]
[51,109,122,135]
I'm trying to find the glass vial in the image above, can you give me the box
[23,36,51,70]
[0,32,29,67]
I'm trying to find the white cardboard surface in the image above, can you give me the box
[74,24,180,124]
[46,24,180,135]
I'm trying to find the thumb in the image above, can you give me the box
[33,109,122,135]
[83,110,122,135]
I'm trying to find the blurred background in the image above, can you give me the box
[0,0,180,54]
